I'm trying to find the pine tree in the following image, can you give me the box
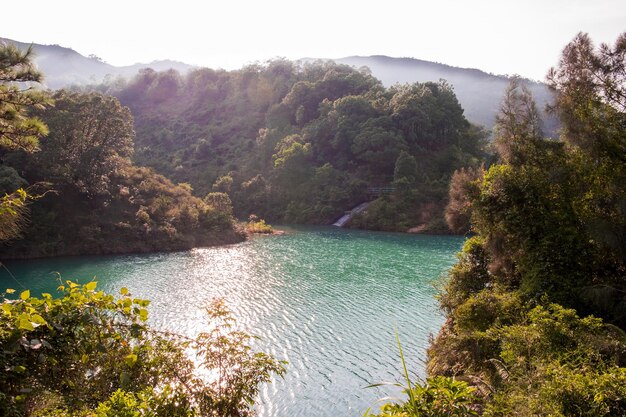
[0,41,51,241]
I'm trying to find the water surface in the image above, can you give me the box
[0,226,463,416]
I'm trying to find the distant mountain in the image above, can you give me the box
[0,38,195,89]
[334,55,557,132]
[2,37,557,132]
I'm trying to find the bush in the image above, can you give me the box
[0,282,285,416]
[246,215,273,234]
[367,376,479,417]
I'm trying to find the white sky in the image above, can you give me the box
[4,0,625,81]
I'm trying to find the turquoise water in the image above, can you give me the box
[0,226,463,416]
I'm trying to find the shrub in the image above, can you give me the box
[0,282,285,416]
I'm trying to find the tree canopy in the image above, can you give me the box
[102,61,486,231]
[425,31,626,416]
[0,42,51,243]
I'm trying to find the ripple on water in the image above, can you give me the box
[0,226,463,417]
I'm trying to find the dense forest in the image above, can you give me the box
[94,60,487,232]
[368,32,626,416]
[1,49,490,260]
[0,47,243,259]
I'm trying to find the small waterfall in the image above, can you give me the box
[332,202,370,227]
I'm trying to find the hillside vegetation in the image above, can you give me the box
[96,61,487,231]
[0,50,242,259]
[368,32,626,417]
[336,55,558,133]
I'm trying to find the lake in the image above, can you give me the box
[0,226,464,416]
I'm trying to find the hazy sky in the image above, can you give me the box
[4,0,625,81]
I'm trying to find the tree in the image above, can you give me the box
[393,150,419,185]
[428,33,626,415]
[493,77,543,165]
[0,42,50,152]
[0,188,29,242]
[547,32,626,157]
[352,127,407,179]
[31,91,134,197]
[272,134,312,186]
[548,32,626,265]
[445,166,483,234]
[212,174,233,193]
[204,191,234,216]
[0,42,51,243]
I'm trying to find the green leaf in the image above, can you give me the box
[18,317,34,331]
[14,365,26,373]
[124,353,138,367]
[5,288,15,294]
[139,309,149,322]
[1,303,12,315]
[120,371,130,386]
[84,281,97,292]
[20,290,30,300]
[120,287,129,295]
[30,314,46,325]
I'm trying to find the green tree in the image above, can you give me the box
[272,134,313,187]
[212,174,233,193]
[0,42,50,152]
[548,32,626,266]
[428,32,626,416]
[352,127,407,179]
[0,42,51,243]
[393,150,418,185]
[204,191,234,216]
[31,91,134,197]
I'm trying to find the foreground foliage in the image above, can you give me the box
[428,32,626,416]
[367,333,479,417]
[0,282,285,416]
[368,376,479,417]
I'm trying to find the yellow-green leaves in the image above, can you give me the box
[84,281,97,292]
[20,290,30,300]
[124,353,138,367]
[15,311,46,331]
[30,314,46,326]
[17,313,34,331]
[1,303,11,315]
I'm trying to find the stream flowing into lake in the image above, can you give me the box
[0,226,464,417]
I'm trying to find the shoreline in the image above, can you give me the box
[0,229,246,261]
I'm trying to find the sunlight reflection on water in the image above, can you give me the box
[0,226,463,417]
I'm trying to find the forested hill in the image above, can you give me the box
[0,37,193,89]
[101,61,487,232]
[2,37,556,132]
[335,55,557,132]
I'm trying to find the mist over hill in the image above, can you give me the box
[334,55,557,132]
[2,37,557,132]
[0,38,194,89]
